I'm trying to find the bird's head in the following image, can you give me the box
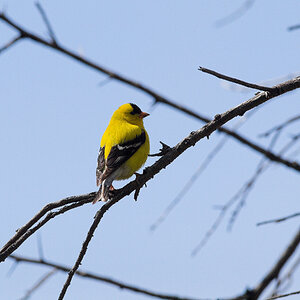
[113,103,149,126]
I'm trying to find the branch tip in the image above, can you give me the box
[199,66,275,92]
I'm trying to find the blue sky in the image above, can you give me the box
[1,1,300,299]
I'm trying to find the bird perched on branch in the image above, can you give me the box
[93,103,150,203]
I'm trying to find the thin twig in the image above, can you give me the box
[199,67,274,92]
[257,212,300,226]
[1,12,299,174]
[271,255,300,297]
[0,76,299,266]
[20,268,57,300]
[0,34,23,54]
[150,110,258,231]
[221,72,300,93]
[191,205,227,257]
[251,228,300,299]
[98,76,113,87]
[9,254,208,300]
[35,2,57,44]
[264,290,300,300]
[215,0,255,28]
[227,128,280,230]
[0,193,95,262]
[288,24,300,31]
[55,79,300,298]
[192,134,276,255]
[228,131,300,230]
[259,115,300,138]
[192,131,300,256]
[37,234,44,260]
[58,205,111,299]
[148,141,171,157]
[230,229,300,300]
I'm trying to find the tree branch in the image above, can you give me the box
[259,115,300,138]
[0,76,300,267]
[257,213,300,226]
[0,34,24,54]
[199,67,274,92]
[215,0,255,28]
[0,193,95,262]
[191,130,300,256]
[35,2,58,45]
[150,110,258,231]
[56,78,300,298]
[20,268,57,300]
[9,254,207,300]
[287,24,300,31]
[251,228,300,299]
[1,12,300,175]
[270,255,300,298]
[264,290,300,300]
[58,206,106,299]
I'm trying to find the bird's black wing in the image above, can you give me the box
[103,130,146,180]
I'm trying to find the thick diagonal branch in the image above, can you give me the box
[1,77,300,267]
[0,12,299,174]
[56,78,300,299]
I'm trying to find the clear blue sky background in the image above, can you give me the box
[1,1,300,299]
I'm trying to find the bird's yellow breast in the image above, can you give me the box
[101,120,143,159]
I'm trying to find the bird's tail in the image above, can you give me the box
[92,181,110,204]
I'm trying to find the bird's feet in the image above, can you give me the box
[108,184,116,198]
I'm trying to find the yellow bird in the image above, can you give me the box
[93,103,150,203]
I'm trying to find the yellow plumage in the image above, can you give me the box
[94,103,150,203]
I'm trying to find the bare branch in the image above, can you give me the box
[0,34,23,54]
[98,76,113,87]
[150,135,231,232]
[257,213,300,226]
[0,193,95,262]
[228,229,300,300]
[37,234,44,260]
[148,142,171,157]
[199,67,274,92]
[215,0,255,28]
[228,131,300,230]
[191,205,227,257]
[192,131,300,255]
[259,115,300,138]
[0,76,299,266]
[264,290,300,300]
[221,72,300,93]
[270,255,300,297]
[35,2,57,45]
[20,268,57,300]
[251,228,300,299]
[288,24,300,31]
[58,207,106,299]
[10,254,208,300]
[55,78,300,298]
[150,110,258,231]
[1,12,300,174]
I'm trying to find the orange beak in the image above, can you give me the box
[139,112,150,119]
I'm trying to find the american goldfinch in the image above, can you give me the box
[93,103,150,203]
